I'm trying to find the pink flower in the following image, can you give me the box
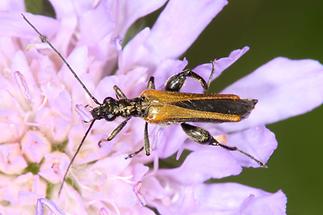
[0,0,322,214]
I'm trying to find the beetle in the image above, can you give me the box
[22,14,266,196]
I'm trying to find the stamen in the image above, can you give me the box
[76,104,93,123]
[36,198,65,215]
[14,71,32,105]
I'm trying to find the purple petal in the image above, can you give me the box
[58,46,90,95]
[75,0,167,42]
[19,12,75,58]
[158,149,242,184]
[153,58,188,88]
[182,47,250,93]
[145,0,228,62]
[241,190,287,215]
[113,0,168,36]
[48,0,75,18]
[0,12,58,39]
[194,183,286,215]
[151,124,187,158]
[78,3,116,46]
[225,126,277,168]
[143,182,286,214]
[118,27,151,73]
[0,1,24,11]
[187,125,277,167]
[119,30,188,74]
[36,198,65,215]
[219,57,323,132]
[194,46,250,82]
[94,69,148,101]
[175,125,276,170]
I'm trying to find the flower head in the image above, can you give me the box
[0,0,322,214]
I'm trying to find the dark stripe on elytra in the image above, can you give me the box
[174,99,257,119]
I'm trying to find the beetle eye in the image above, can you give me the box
[105,114,116,121]
[103,97,114,104]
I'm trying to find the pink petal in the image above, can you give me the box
[158,149,242,184]
[39,152,70,184]
[11,173,47,206]
[73,156,151,212]
[220,57,323,132]
[21,130,51,163]
[11,51,35,88]
[9,51,44,107]
[0,143,27,174]
[0,109,25,142]
[66,123,113,165]
[145,0,228,62]
[0,37,18,64]
[85,154,131,176]
[14,71,32,105]
[131,163,150,182]
[35,108,71,143]
[43,86,72,119]
[53,185,88,215]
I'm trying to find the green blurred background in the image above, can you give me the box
[188,1,323,215]
[26,0,323,214]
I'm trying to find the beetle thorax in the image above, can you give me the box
[90,97,148,121]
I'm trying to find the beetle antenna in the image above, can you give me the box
[21,14,100,105]
[206,60,216,87]
[212,139,267,168]
[58,119,96,196]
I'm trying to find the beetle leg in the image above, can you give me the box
[124,122,151,159]
[144,122,151,155]
[180,123,266,167]
[98,117,131,147]
[125,146,144,159]
[147,76,155,89]
[113,85,127,100]
[181,123,212,144]
[165,69,208,92]
[206,60,215,88]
